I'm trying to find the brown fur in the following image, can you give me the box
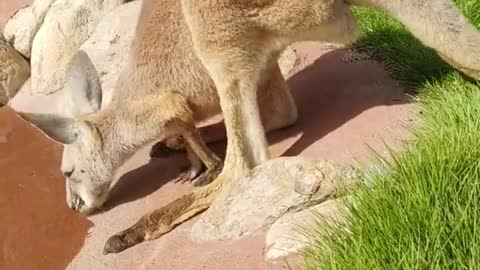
[103,0,480,254]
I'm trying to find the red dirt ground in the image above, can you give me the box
[0,106,92,270]
[6,43,415,270]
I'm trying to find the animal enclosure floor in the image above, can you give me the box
[5,43,415,270]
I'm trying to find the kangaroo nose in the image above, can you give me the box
[68,193,84,211]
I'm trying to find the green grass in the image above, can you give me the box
[351,0,480,89]
[302,1,480,269]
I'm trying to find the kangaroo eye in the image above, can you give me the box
[62,168,75,178]
[80,169,86,174]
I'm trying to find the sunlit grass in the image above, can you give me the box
[302,1,480,269]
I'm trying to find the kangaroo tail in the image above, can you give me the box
[346,0,480,80]
[103,177,226,254]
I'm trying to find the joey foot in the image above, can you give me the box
[173,164,206,183]
[192,163,223,187]
[173,162,223,187]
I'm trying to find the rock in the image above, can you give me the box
[4,6,35,58]
[0,33,30,106]
[31,0,57,20]
[190,157,358,242]
[30,0,124,95]
[80,0,142,108]
[278,46,297,77]
[4,0,57,59]
[265,197,351,262]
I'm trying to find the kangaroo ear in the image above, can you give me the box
[63,50,103,116]
[17,112,81,145]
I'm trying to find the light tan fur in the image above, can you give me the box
[101,0,480,254]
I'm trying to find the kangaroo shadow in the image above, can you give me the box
[271,48,410,157]
[104,47,410,210]
[103,153,190,211]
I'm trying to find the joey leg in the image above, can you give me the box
[180,123,223,187]
[172,143,205,183]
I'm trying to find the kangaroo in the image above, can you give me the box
[102,0,480,254]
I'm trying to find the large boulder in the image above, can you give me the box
[30,0,124,95]
[79,0,142,108]
[3,0,56,59]
[190,157,358,242]
[0,33,30,106]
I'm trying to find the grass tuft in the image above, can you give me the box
[302,1,480,269]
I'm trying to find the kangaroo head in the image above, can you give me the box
[18,50,112,214]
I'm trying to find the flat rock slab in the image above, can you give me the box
[191,157,357,242]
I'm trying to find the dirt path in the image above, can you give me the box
[0,106,92,270]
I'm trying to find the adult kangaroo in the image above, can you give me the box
[102,0,480,254]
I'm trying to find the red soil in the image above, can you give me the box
[0,106,92,270]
